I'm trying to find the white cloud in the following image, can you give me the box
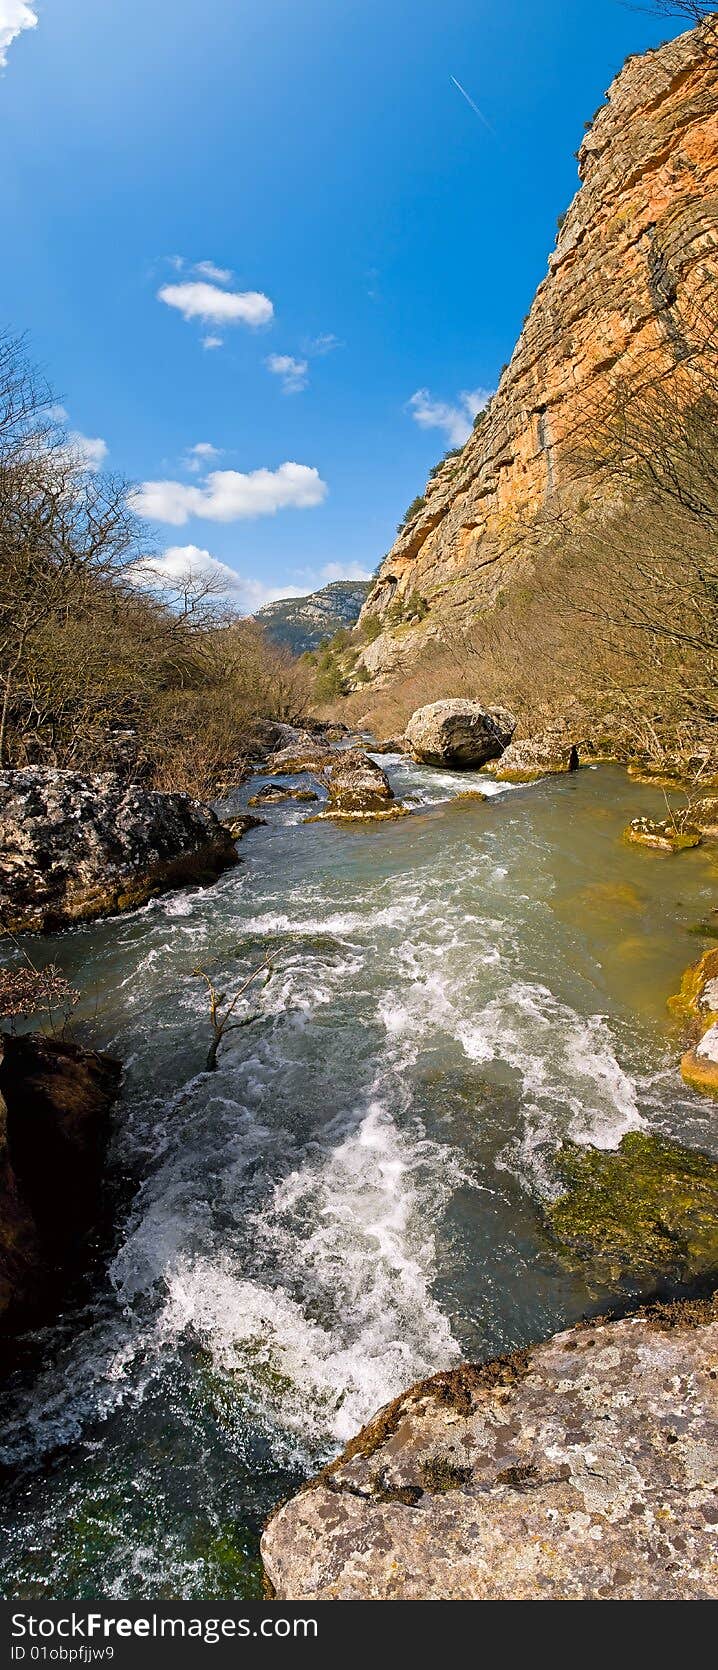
[305,333,342,356]
[202,334,223,351]
[71,431,109,470]
[184,441,221,473]
[0,1,37,69]
[49,405,108,471]
[407,386,493,446]
[130,461,328,526]
[193,260,233,284]
[265,352,309,394]
[157,281,274,329]
[130,545,307,614]
[319,562,372,582]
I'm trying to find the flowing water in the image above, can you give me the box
[1,757,717,1598]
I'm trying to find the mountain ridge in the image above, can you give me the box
[255,579,372,655]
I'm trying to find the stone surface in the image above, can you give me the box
[262,1296,718,1600]
[485,730,581,781]
[625,815,702,852]
[220,812,266,839]
[0,1032,121,1331]
[248,784,319,805]
[682,1024,718,1098]
[692,796,718,837]
[324,749,396,815]
[669,948,718,1099]
[353,22,718,689]
[0,768,239,934]
[405,700,516,769]
[264,744,336,776]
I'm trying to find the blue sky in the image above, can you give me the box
[1,0,680,609]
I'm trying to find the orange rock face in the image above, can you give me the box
[359,20,718,677]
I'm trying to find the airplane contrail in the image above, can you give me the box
[450,74,495,135]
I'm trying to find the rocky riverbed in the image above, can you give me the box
[0,727,716,1599]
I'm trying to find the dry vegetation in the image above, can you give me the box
[0,333,310,797]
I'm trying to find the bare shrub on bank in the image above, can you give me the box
[0,331,311,791]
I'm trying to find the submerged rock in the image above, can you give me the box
[624,815,702,853]
[0,1032,121,1333]
[405,700,516,769]
[262,1294,718,1599]
[0,768,239,934]
[546,1130,718,1284]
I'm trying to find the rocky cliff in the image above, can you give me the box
[354,19,718,689]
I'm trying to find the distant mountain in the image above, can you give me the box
[255,579,371,655]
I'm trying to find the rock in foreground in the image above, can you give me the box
[262,1296,718,1599]
[0,1032,121,1332]
[0,768,239,933]
[405,701,516,769]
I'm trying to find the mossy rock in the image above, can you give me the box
[624,817,701,853]
[546,1130,718,1284]
[668,947,718,1031]
[681,1018,718,1099]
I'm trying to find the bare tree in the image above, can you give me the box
[193,953,281,1071]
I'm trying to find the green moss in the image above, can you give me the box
[419,1456,472,1494]
[624,816,702,853]
[547,1131,718,1285]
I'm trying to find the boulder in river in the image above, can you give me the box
[262,1293,718,1599]
[625,814,702,853]
[405,700,516,769]
[485,730,581,781]
[0,768,239,934]
[0,1031,122,1333]
[669,947,718,1099]
[264,744,336,776]
[248,784,319,805]
[320,749,404,818]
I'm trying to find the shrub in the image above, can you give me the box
[397,495,426,533]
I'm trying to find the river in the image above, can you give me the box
[1,755,716,1598]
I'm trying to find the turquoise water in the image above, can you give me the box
[1,758,716,1598]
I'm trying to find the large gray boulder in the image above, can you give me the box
[0,768,239,933]
[262,1295,718,1600]
[405,700,516,768]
